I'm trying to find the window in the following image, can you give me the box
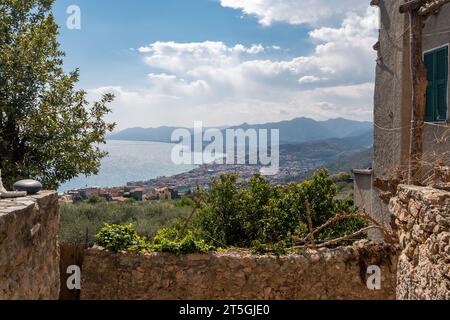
[424,46,448,122]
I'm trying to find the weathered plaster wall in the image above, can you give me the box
[371,0,410,237]
[369,1,450,238]
[374,1,450,173]
[353,170,373,211]
[81,241,398,300]
[373,0,408,178]
[390,185,450,300]
[0,191,60,300]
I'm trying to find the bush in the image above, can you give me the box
[94,223,215,255]
[88,195,105,204]
[190,169,367,251]
[96,224,148,253]
[150,227,214,254]
[174,196,195,208]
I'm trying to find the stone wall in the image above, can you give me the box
[390,185,450,300]
[0,191,60,300]
[81,241,398,300]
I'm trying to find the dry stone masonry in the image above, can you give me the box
[81,241,398,300]
[0,191,60,299]
[390,185,450,300]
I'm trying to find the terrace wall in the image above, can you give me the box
[0,191,60,299]
[81,241,398,300]
[390,185,450,300]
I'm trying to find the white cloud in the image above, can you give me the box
[220,0,370,26]
[298,76,325,84]
[96,6,378,129]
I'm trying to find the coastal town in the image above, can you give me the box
[60,133,372,204]
[60,154,321,204]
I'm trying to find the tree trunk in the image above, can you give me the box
[409,10,428,184]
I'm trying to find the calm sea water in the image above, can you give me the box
[58,140,197,192]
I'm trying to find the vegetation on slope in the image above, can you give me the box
[94,170,368,255]
[59,201,191,245]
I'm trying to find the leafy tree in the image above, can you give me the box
[0,0,115,189]
[191,169,367,250]
[192,174,247,247]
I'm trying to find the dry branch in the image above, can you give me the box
[292,226,379,250]
[305,200,316,248]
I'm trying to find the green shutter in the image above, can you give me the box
[436,47,448,121]
[424,46,448,122]
[424,51,435,122]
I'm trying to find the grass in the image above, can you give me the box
[59,200,192,245]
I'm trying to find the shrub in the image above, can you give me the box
[190,169,368,251]
[88,195,105,204]
[174,196,195,208]
[151,227,214,254]
[96,223,148,253]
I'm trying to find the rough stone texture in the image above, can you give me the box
[0,191,60,300]
[390,185,450,300]
[81,241,398,300]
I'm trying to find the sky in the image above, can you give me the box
[53,0,379,130]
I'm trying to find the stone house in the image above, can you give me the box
[146,187,178,201]
[354,0,450,238]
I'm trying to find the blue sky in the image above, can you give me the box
[52,0,378,130]
[53,0,312,89]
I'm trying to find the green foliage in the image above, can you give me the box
[96,224,148,253]
[124,198,136,204]
[0,0,115,189]
[330,172,352,183]
[95,223,214,255]
[150,228,214,254]
[59,201,191,245]
[65,170,368,256]
[190,169,368,252]
[174,196,194,208]
[88,195,105,204]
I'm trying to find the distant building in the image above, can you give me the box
[99,192,112,202]
[112,196,128,202]
[124,185,140,193]
[147,187,179,200]
[130,188,144,201]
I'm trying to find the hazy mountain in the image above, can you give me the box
[280,130,373,166]
[108,117,373,145]
[325,147,373,174]
[107,126,187,143]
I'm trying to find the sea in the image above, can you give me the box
[58,140,197,192]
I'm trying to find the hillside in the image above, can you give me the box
[108,117,373,145]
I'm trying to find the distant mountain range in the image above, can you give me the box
[108,117,373,146]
